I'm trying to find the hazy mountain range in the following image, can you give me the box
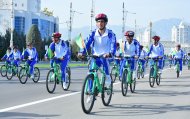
[60,18,183,41]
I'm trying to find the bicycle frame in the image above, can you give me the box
[150,59,159,78]
[53,62,61,81]
[85,58,105,94]
[123,58,133,84]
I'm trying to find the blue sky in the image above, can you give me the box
[41,0,190,29]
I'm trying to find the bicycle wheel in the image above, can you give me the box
[121,69,128,96]
[176,70,179,78]
[17,66,22,78]
[6,66,13,80]
[137,68,141,79]
[110,66,117,83]
[102,75,113,106]
[0,65,7,77]
[19,67,28,84]
[156,74,161,86]
[141,71,144,78]
[130,73,136,93]
[81,74,95,114]
[46,69,56,93]
[61,67,71,91]
[32,67,40,83]
[188,65,190,70]
[149,67,155,87]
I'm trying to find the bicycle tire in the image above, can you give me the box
[19,67,28,84]
[46,69,56,93]
[0,65,7,77]
[121,69,128,96]
[149,67,155,87]
[32,67,40,83]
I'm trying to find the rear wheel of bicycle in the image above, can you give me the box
[46,69,56,93]
[121,69,128,96]
[6,66,13,80]
[137,69,141,79]
[176,70,179,78]
[81,74,95,114]
[32,67,40,83]
[61,67,71,91]
[111,66,117,83]
[149,67,155,88]
[141,71,144,78]
[102,76,113,106]
[156,73,161,86]
[0,65,7,77]
[19,68,28,84]
[130,74,136,93]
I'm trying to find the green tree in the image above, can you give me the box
[26,25,44,60]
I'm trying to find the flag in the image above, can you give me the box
[47,48,54,59]
[22,48,25,55]
[75,33,85,49]
[118,39,124,53]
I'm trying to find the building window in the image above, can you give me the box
[22,3,24,7]
[14,16,25,34]
[32,19,38,26]
[15,3,17,7]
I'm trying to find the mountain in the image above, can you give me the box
[152,18,182,40]
[59,18,182,41]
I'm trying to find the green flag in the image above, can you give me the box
[75,34,85,49]
[47,48,54,59]
[22,48,25,55]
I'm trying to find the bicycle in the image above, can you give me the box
[121,57,136,96]
[18,59,40,84]
[188,59,190,70]
[81,55,113,114]
[0,60,9,77]
[46,58,71,93]
[137,59,145,79]
[110,58,121,83]
[149,57,161,87]
[6,61,22,80]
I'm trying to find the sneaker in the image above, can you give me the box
[63,82,67,90]
[180,71,182,75]
[86,96,92,104]
[30,74,34,79]
[133,71,137,79]
[158,70,162,74]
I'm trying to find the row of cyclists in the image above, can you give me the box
[1,13,189,87]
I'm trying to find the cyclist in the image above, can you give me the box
[12,46,21,67]
[1,47,13,64]
[138,45,147,73]
[119,31,140,79]
[173,44,184,75]
[79,13,116,88]
[49,32,69,89]
[114,42,122,66]
[22,42,38,79]
[147,35,164,74]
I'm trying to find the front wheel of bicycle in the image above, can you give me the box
[81,74,95,114]
[46,69,56,93]
[156,73,161,86]
[110,66,117,83]
[6,66,13,80]
[102,76,113,106]
[121,69,128,96]
[32,67,40,83]
[19,68,28,84]
[149,67,155,88]
[130,74,136,93]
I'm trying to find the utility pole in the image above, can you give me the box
[122,2,125,38]
[68,2,72,42]
[10,0,14,48]
[135,19,137,38]
[90,0,95,32]
[149,21,152,44]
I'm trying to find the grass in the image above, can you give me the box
[35,63,88,68]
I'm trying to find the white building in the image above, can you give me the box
[171,21,190,44]
[0,0,59,38]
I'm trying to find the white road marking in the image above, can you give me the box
[0,68,170,113]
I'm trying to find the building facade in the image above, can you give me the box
[0,0,59,39]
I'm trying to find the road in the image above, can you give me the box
[0,65,190,119]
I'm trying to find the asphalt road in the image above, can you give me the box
[0,65,190,119]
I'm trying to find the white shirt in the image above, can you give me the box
[174,50,183,59]
[93,29,112,56]
[13,51,21,60]
[123,40,136,57]
[149,44,164,58]
[139,50,147,59]
[115,48,121,57]
[54,40,67,58]
[27,48,35,59]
